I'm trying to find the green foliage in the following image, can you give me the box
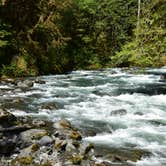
[70,0,137,69]
[1,64,27,77]
[0,0,164,77]
[113,0,166,67]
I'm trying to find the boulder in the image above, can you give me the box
[34,78,46,84]
[18,144,40,157]
[0,124,32,133]
[17,80,34,88]
[54,138,67,151]
[79,142,94,156]
[65,140,77,153]
[0,108,17,126]
[70,130,82,140]
[160,74,166,80]
[0,138,16,155]
[54,119,72,129]
[19,129,47,148]
[32,119,46,127]
[41,103,58,110]
[70,154,83,165]
[13,88,22,93]
[39,136,53,146]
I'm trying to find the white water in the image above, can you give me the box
[1,68,166,165]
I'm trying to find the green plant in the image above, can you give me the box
[1,64,27,77]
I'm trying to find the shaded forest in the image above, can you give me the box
[0,0,165,77]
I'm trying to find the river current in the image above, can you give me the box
[0,68,166,166]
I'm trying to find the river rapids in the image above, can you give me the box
[0,67,166,166]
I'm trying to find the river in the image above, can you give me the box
[0,67,166,166]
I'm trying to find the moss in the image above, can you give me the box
[31,144,40,152]
[11,156,33,165]
[70,154,83,165]
[70,131,82,140]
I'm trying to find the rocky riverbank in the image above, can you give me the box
[0,107,101,166]
[0,77,153,166]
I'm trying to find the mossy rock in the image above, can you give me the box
[11,156,33,165]
[70,131,82,140]
[70,154,83,165]
[59,119,71,129]
[40,160,52,166]
[31,143,40,152]
[54,139,67,151]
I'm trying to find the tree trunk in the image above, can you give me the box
[136,0,141,41]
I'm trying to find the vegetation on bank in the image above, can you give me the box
[0,0,165,77]
[112,0,166,67]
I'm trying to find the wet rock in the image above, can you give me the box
[35,78,46,84]
[103,148,151,162]
[54,138,67,151]
[32,119,46,127]
[55,119,72,129]
[17,80,34,88]
[134,112,143,116]
[19,144,38,157]
[70,154,83,165]
[13,88,22,93]
[70,131,82,140]
[0,77,16,85]
[111,109,127,116]
[160,74,166,80]
[19,129,47,147]
[0,108,17,126]
[12,98,24,104]
[0,119,102,165]
[39,136,53,146]
[41,103,58,110]
[0,124,32,133]
[0,138,16,155]
[79,142,94,156]
[17,143,40,160]
[11,156,33,165]
[65,140,77,153]
[53,131,67,140]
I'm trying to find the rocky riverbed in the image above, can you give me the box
[0,107,151,166]
[0,67,166,166]
[0,105,102,166]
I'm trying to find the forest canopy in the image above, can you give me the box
[0,0,165,77]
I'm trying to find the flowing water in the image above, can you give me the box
[0,68,166,165]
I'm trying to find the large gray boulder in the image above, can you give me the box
[39,135,53,146]
[19,129,47,148]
